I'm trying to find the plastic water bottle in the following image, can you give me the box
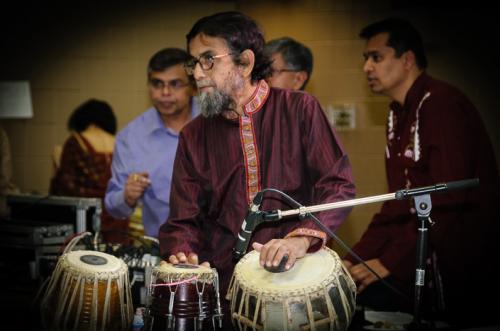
[131,307,144,331]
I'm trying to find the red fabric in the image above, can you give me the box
[50,133,130,244]
[159,86,355,300]
[345,73,500,325]
[284,227,327,252]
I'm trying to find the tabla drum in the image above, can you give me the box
[227,247,356,331]
[145,263,223,331]
[40,250,133,331]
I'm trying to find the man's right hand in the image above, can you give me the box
[168,252,210,268]
[343,258,390,293]
[124,172,151,208]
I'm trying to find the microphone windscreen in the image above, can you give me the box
[446,178,479,191]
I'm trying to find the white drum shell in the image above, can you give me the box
[228,247,356,331]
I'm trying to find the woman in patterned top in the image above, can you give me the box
[50,99,130,244]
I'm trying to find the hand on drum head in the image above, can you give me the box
[252,236,311,272]
[264,254,288,273]
[168,252,211,267]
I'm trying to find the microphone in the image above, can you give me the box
[233,192,264,260]
[395,178,479,200]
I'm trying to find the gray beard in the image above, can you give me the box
[199,89,235,118]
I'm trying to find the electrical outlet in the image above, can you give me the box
[326,103,356,130]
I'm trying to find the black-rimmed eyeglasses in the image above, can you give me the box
[149,78,190,91]
[184,53,234,75]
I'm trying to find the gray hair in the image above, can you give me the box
[264,37,313,89]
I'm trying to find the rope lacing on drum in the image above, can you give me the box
[150,276,199,287]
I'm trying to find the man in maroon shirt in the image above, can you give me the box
[159,11,355,329]
[343,18,499,328]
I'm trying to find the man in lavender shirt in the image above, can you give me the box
[105,48,199,238]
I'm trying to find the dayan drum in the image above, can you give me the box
[227,247,356,331]
[41,250,133,331]
[145,263,223,331]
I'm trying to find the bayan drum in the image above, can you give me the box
[227,247,356,331]
[41,250,133,331]
[145,263,223,331]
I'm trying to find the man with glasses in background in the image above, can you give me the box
[105,48,199,239]
[264,36,313,90]
[159,11,354,328]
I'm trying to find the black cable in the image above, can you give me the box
[260,187,410,302]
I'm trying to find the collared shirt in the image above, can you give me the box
[345,73,499,324]
[105,98,200,237]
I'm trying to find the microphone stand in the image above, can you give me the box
[260,178,479,331]
[410,193,432,331]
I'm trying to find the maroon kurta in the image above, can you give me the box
[345,73,500,325]
[159,80,355,301]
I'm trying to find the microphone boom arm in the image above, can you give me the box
[273,193,396,219]
[265,178,479,221]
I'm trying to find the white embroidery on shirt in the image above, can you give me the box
[386,109,395,159]
[413,92,430,161]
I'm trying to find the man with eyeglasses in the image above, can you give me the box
[264,36,313,90]
[105,48,199,239]
[159,11,355,328]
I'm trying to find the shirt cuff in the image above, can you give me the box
[284,228,327,253]
[105,191,134,219]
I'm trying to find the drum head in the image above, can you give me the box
[64,250,123,274]
[153,262,212,276]
[234,247,342,294]
[152,263,216,283]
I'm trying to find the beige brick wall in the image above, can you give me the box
[241,1,393,248]
[2,1,236,193]
[1,0,498,249]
